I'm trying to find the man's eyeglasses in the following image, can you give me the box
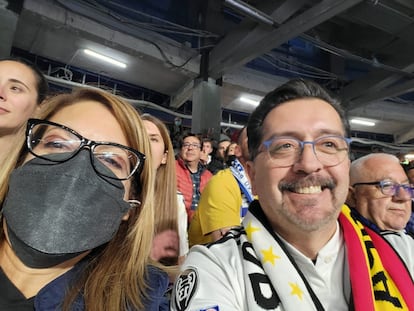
[26,118,145,180]
[352,180,414,198]
[261,135,351,167]
[182,142,201,149]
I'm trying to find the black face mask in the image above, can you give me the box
[2,150,131,268]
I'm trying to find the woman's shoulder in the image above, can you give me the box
[142,265,170,310]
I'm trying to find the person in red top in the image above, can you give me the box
[176,133,212,223]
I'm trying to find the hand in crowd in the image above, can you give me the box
[151,229,179,264]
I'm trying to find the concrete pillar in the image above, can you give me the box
[191,78,221,141]
[0,0,23,57]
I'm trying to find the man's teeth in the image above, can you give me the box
[295,186,322,194]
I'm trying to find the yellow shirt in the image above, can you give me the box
[188,169,243,247]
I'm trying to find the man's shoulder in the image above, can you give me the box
[192,226,245,250]
[175,158,186,170]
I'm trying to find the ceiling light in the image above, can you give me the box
[350,118,376,126]
[83,49,127,68]
[239,96,260,106]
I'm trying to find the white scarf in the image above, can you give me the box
[230,158,254,217]
[240,203,324,310]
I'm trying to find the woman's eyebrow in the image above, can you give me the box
[8,78,31,91]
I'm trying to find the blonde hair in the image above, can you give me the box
[141,114,179,234]
[4,88,158,310]
[0,130,25,200]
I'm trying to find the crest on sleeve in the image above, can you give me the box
[174,268,199,311]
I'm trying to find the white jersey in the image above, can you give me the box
[381,230,414,279]
[171,206,349,311]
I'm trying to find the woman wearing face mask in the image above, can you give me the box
[142,114,188,265]
[0,57,48,200]
[0,88,168,310]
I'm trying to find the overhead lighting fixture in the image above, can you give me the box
[350,118,376,127]
[239,96,260,106]
[224,0,275,26]
[83,49,127,68]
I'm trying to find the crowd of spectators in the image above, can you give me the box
[1,57,413,310]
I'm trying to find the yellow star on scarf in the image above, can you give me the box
[261,246,280,266]
[289,282,303,300]
[245,221,260,240]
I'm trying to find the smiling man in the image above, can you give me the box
[347,152,414,278]
[171,79,414,311]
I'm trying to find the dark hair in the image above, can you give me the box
[1,57,49,104]
[247,79,350,160]
[180,133,201,147]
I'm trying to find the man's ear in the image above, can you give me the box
[346,186,356,207]
[246,160,257,195]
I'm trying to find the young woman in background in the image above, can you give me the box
[0,57,48,199]
[142,114,188,265]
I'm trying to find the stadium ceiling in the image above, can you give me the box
[5,0,414,146]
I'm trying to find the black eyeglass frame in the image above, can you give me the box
[26,118,146,180]
[352,180,414,198]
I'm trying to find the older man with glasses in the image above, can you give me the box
[347,152,414,278]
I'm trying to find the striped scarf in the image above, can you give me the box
[339,204,414,310]
[242,202,413,310]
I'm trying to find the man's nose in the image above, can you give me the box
[293,143,323,173]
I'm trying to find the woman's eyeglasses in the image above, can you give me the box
[26,118,145,180]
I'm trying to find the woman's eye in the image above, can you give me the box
[43,140,65,149]
[102,156,122,169]
[41,138,71,150]
[10,85,23,92]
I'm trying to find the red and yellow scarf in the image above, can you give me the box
[339,205,414,310]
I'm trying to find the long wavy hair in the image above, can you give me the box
[2,87,157,310]
[141,114,179,235]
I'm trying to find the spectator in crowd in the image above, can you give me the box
[171,79,414,311]
[188,127,253,247]
[176,134,212,223]
[406,160,414,183]
[216,139,231,163]
[0,88,169,310]
[142,114,188,265]
[224,141,238,166]
[0,57,48,199]
[200,137,213,166]
[347,153,414,278]
[204,138,231,174]
[403,160,414,235]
